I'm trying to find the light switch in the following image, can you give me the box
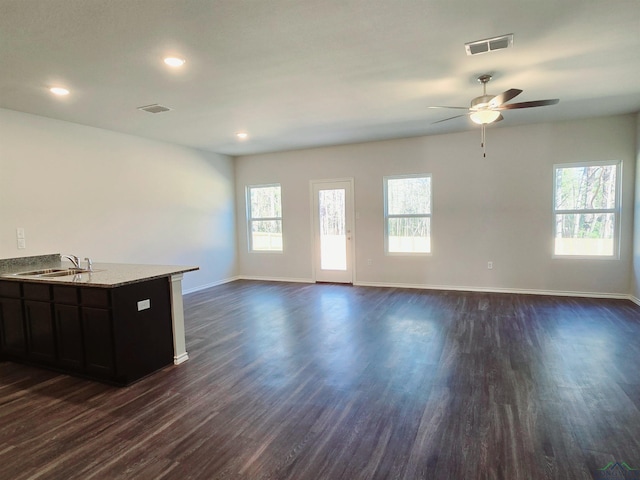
[137,299,151,311]
[16,228,26,249]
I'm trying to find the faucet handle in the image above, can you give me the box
[84,257,93,272]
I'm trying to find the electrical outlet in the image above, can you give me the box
[367,259,372,266]
[487,261,493,270]
[137,299,151,311]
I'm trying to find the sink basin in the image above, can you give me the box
[11,268,92,277]
[13,268,67,276]
[41,268,91,277]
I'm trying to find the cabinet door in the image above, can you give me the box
[24,300,56,363]
[54,304,84,370]
[82,307,115,376]
[0,297,26,357]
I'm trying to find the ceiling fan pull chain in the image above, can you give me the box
[481,124,486,157]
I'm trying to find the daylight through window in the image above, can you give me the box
[247,184,282,252]
[553,162,619,257]
[384,175,432,254]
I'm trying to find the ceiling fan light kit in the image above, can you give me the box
[470,110,501,125]
[429,73,559,157]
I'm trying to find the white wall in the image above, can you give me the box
[0,108,237,292]
[235,114,637,296]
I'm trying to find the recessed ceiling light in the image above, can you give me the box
[236,132,249,140]
[50,87,70,96]
[163,57,186,67]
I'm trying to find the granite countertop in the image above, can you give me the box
[0,254,198,288]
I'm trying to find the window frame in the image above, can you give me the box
[246,183,283,253]
[383,173,433,256]
[552,160,621,259]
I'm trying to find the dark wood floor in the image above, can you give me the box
[1,281,640,479]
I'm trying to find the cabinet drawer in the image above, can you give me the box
[23,283,51,301]
[0,281,21,298]
[81,288,110,308]
[53,285,79,305]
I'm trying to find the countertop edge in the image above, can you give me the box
[0,263,200,288]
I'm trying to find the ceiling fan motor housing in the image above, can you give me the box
[471,95,494,110]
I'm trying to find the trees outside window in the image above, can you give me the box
[247,184,282,252]
[384,175,431,254]
[553,162,619,257]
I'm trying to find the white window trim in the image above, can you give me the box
[246,183,283,253]
[383,173,432,256]
[552,160,621,260]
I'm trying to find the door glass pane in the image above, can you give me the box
[319,189,346,270]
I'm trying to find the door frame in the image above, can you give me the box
[309,178,356,284]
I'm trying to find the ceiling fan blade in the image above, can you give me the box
[427,106,469,110]
[497,99,560,110]
[489,89,522,107]
[431,114,469,124]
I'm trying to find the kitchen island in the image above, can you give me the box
[0,254,198,385]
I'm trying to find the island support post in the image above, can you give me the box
[169,273,189,364]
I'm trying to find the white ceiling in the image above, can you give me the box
[2,0,640,156]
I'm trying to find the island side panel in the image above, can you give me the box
[111,278,174,384]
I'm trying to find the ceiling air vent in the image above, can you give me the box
[137,104,172,114]
[465,34,513,56]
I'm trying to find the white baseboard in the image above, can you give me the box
[238,275,314,284]
[183,275,313,295]
[183,276,640,306]
[353,280,632,301]
[182,276,240,295]
[174,352,189,365]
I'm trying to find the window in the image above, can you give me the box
[384,174,432,254]
[553,161,620,257]
[247,184,282,252]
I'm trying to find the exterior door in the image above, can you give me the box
[312,179,354,283]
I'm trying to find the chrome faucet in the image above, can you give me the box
[84,257,93,272]
[61,254,81,268]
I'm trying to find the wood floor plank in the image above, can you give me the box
[1,280,640,479]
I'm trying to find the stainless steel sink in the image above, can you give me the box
[41,268,91,277]
[10,268,92,277]
[13,268,67,276]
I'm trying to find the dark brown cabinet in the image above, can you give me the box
[52,285,115,377]
[82,306,115,377]
[54,303,84,370]
[24,300,56,362]
[0,277,173,386]
[0,294,26,358]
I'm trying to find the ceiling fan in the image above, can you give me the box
[429,74,559,156]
